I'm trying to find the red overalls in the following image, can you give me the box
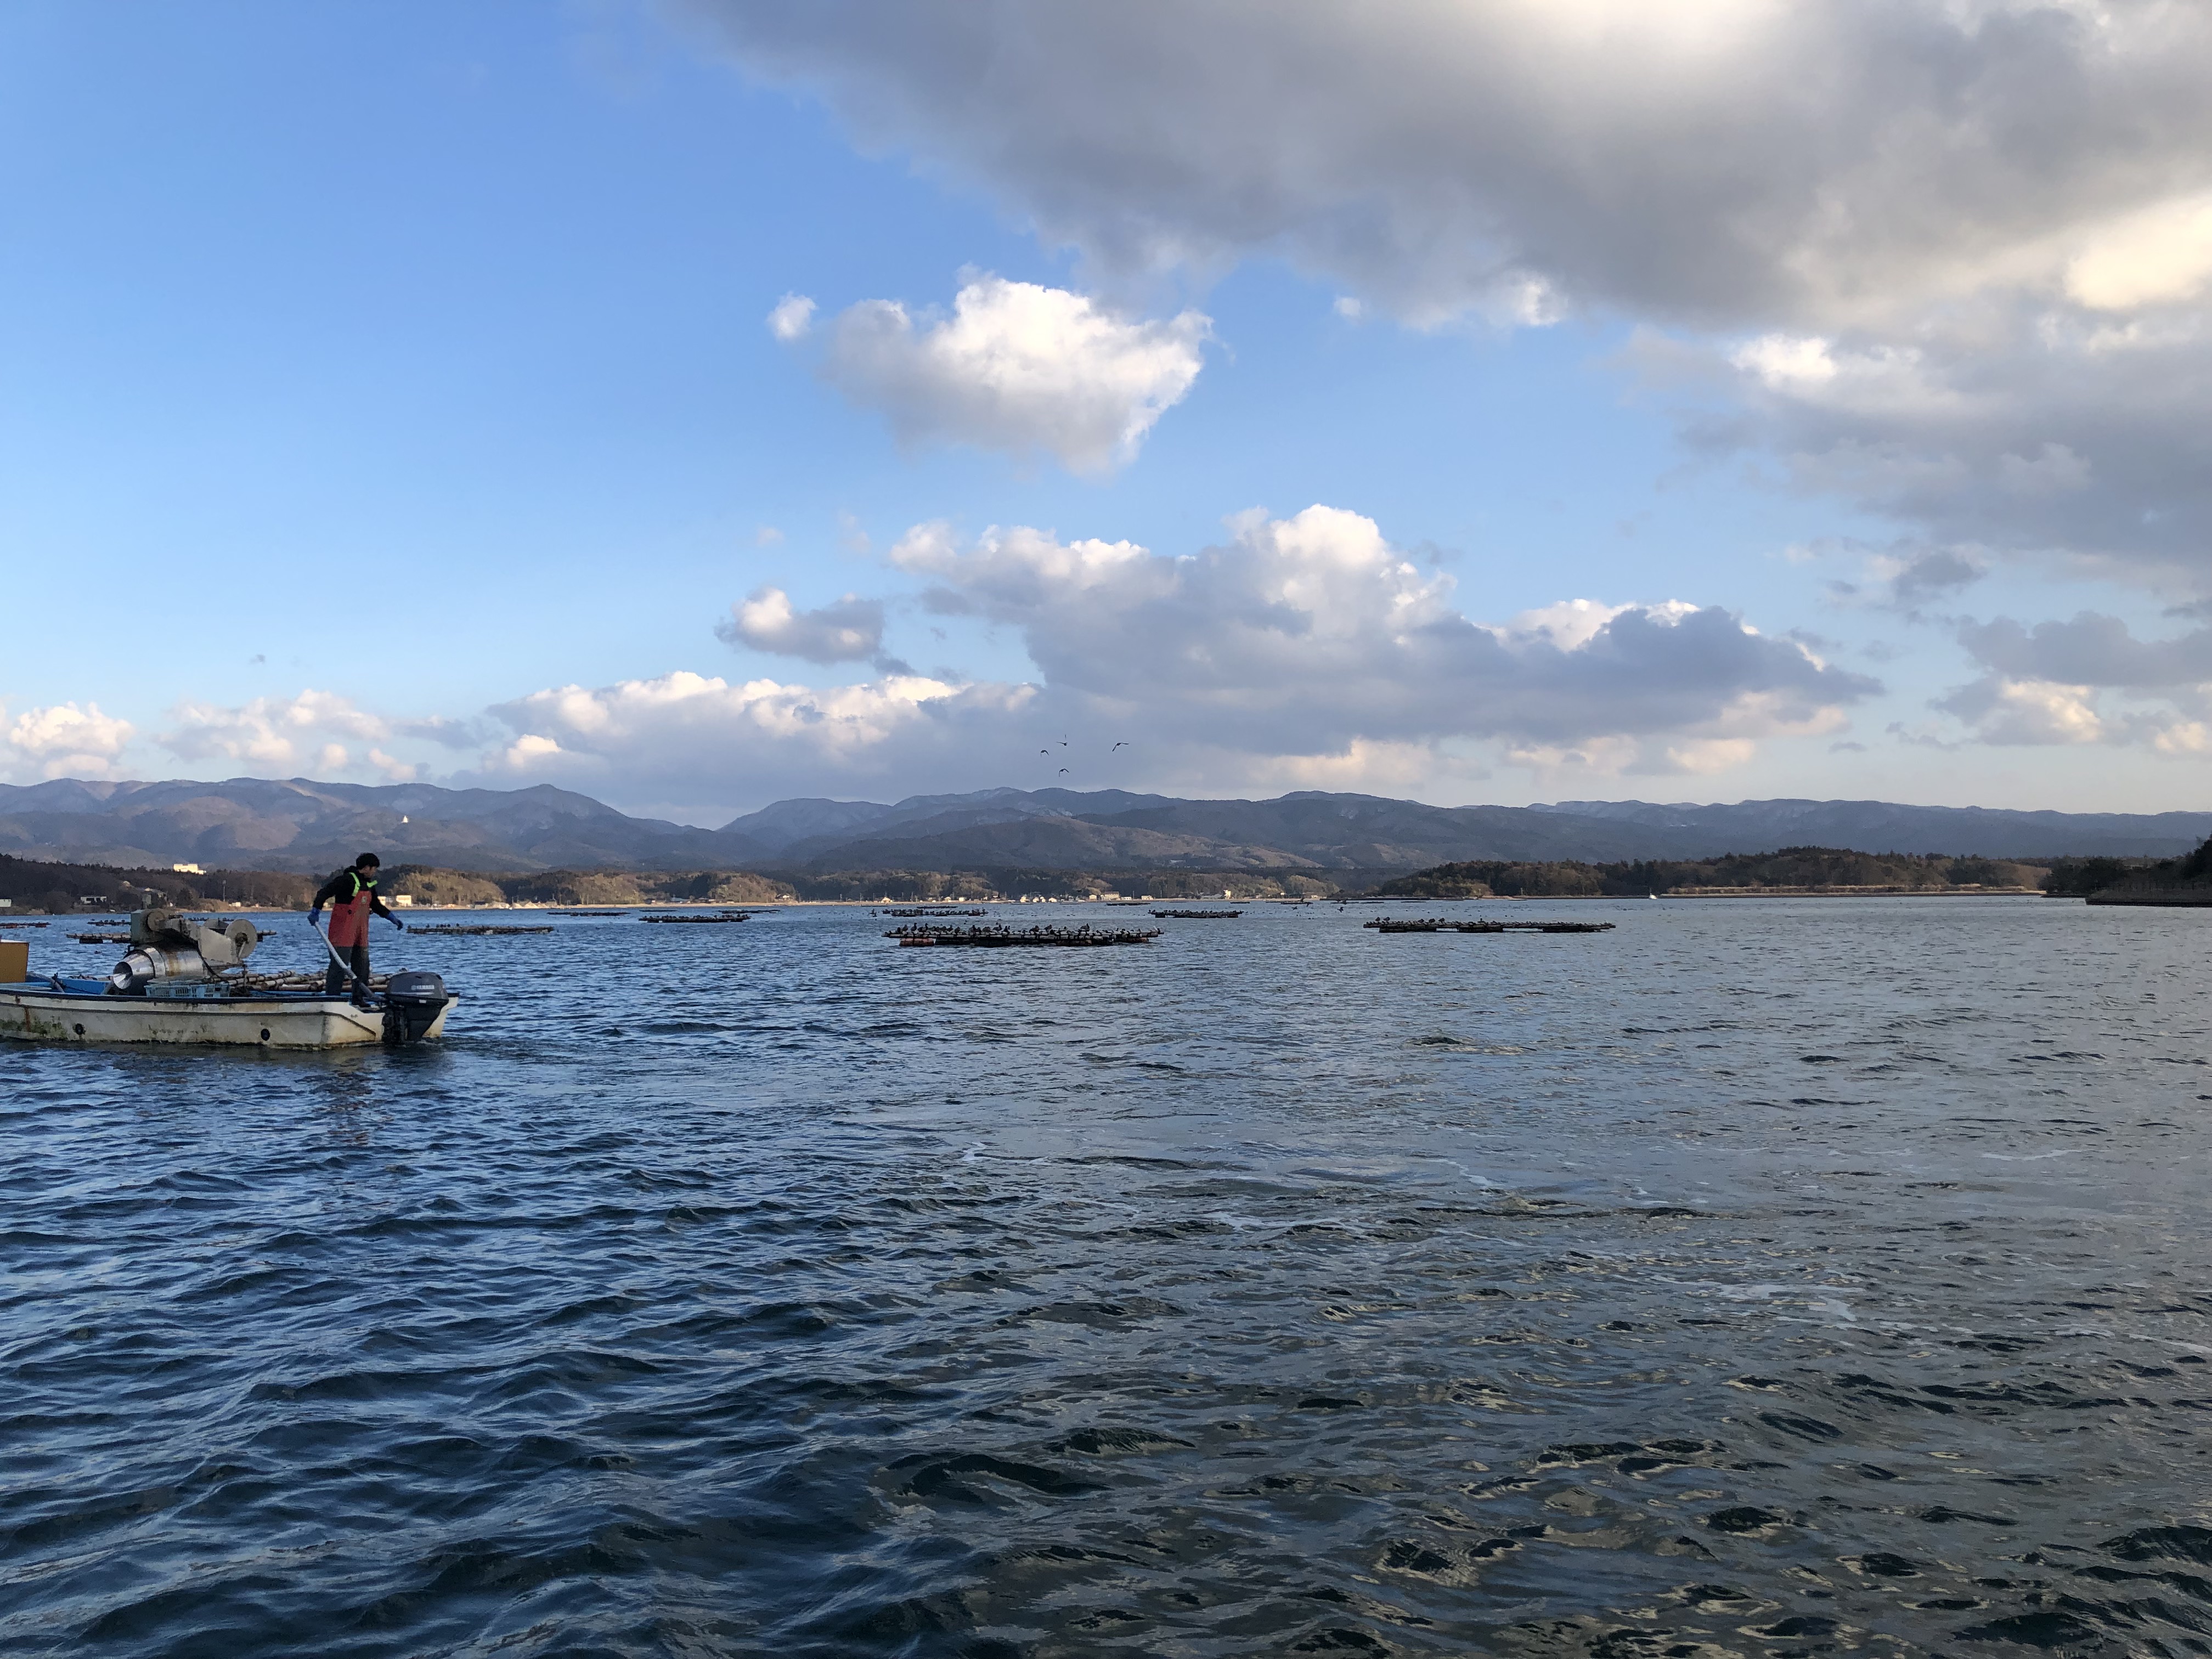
[327,873,376,947]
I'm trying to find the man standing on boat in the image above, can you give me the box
[311,853,404,1002]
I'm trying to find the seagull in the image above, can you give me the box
[1058,768,1069,774]
[1111,741,1128,751]
[1039,749,1050,755]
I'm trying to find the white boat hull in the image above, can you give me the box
[0,986,455,1049]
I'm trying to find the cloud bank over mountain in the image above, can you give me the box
[0,477,1888,805]
[1,701,134,781]
[5,500,1870,803]
[444,504,1873,805]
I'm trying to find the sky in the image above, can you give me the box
[4,0,2210,825]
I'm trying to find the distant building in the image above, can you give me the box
[172,863,204,874]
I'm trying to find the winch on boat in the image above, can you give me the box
[110,906,264,994]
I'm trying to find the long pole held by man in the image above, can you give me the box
[309,853,406,1004]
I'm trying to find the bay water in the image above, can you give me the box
[3,898,2207,1656]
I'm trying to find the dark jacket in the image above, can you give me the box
[312,867,395,922]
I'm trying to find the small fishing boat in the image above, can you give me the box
[0,903,456,1049]
[0,977,455,1048]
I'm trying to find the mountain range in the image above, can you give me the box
[0,776,2204,876]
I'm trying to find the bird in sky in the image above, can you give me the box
[1111,741,1128,751]
[1058,768,1069,774]
[1039,749,1049,755]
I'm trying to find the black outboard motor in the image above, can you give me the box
[381,970,450,1046]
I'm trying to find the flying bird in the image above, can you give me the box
[1058,768,1069,774]
[1111,741,1128,751]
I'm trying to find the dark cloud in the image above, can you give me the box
[1889,547,1986,607]
[1926,610,2212,749]
[676,1,2212,330]
[1956,612,2212,689]
[1709,320,2212,588]
[680,2,2212,586]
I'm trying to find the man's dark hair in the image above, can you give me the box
[354,853,381,869]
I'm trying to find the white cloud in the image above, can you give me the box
[2,701,134,781]
[1499,598,1694,654]
[1933,610,2212,751]
[716,585,885,663]
[1938,677,2106,746]
[798,274,1210,473]
[159,691,392,770]
[765,292,816,340]
[1658,737,1760,775]
[2067,194,2212,312]
[1502,736,1643,780]
[480,669,1032,799]
[3,693,472,788]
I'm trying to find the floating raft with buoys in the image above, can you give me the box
[1150,908,1242,919]
[411,924,555,936]
[880,907,988,918]
[642,912,753,925]
[1364,917,1616,934]
[888,923,1161,948]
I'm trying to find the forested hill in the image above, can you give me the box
[1375,847,2052,898]
[5,777,2208,873]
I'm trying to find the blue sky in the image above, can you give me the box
[4,1,2209,821]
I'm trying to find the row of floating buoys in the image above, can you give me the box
[1362,918,1615,934]
[887,923,1163,948]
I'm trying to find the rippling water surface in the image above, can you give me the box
[4,898,2209,1658]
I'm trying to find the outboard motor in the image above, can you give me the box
[381,970,449,1045]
